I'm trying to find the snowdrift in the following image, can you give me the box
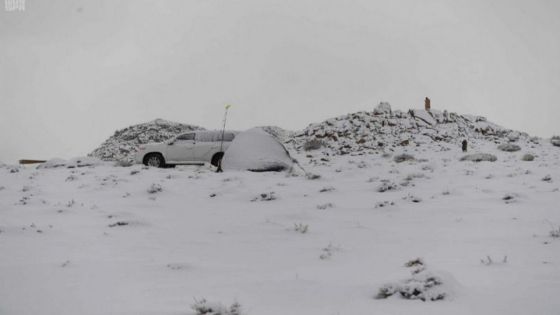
[222,128,294,172]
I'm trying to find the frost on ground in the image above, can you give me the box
[1,108,560,315]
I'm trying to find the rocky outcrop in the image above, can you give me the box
[89,119,204,162]
[288,104,523,156]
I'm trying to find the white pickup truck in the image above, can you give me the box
[135,131,236,168]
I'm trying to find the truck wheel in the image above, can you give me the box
[211,152,224,167]
[144,153,165,168]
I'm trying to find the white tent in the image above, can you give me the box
[222,127,294,172]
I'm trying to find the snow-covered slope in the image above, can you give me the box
[1,136,560,315]
[89,119,204,163]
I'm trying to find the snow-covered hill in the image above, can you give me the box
[89,119,204,163]
[89,105,535,165]
[288,103,534,156]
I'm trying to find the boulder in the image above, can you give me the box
[374,102,392,115]
[394,153,415,163]
[460,153,497,162]
[521,154,535,161]
[497,143,521,152]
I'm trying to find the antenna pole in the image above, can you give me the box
[217,104,231,172]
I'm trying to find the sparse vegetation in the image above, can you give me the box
[305,173,321,180]
[147,183,163,194]
[377,181,398,193]
[376,258,447,301]
[319,186,335,193]
[191,298,243,315]
[251,192,276,202]
[375,201,395,208]
[293,223,309,234]
[502,194,517,204]
[108,221,129,228]
[319,243,340,260]
[316,203,334,210]
[480,255,508,266]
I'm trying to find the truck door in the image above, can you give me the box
[166,133,194,163]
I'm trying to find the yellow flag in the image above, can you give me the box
[225,104,232,109]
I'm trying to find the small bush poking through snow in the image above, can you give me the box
[542,175,552,182]
[377,181,398,193]
[316,203,334,210]
[147,184,163,194]
[319,243,340,260]
[402,194,422,203]
[549,226,560,238]
[293,223,309,234]
[251,192,276,202]
[305,173,321,180]
[375,201,395,208]
[376,258,447,302]
[502,193,517,204]
[394,154,415,163]
[191,298,243,315]
[319,186,335,193]
[480,255,508,266]
[498,143,521,152]
[108,221,129,228]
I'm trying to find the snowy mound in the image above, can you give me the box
[288,104,528,156]
[89,119,204,163]
[222,127,294,172]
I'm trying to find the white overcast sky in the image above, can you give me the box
[1,0,559,163]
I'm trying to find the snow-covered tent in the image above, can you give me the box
[222,127,294,172]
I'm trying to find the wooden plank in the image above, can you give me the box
[19,159,47,165]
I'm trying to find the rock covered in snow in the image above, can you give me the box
[460,153,497,162]
[373,102,392,115]
[89,119,204,163]
[222,127,294,172]
[498,143,521,152]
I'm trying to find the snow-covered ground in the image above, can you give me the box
[1,138,560,315]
